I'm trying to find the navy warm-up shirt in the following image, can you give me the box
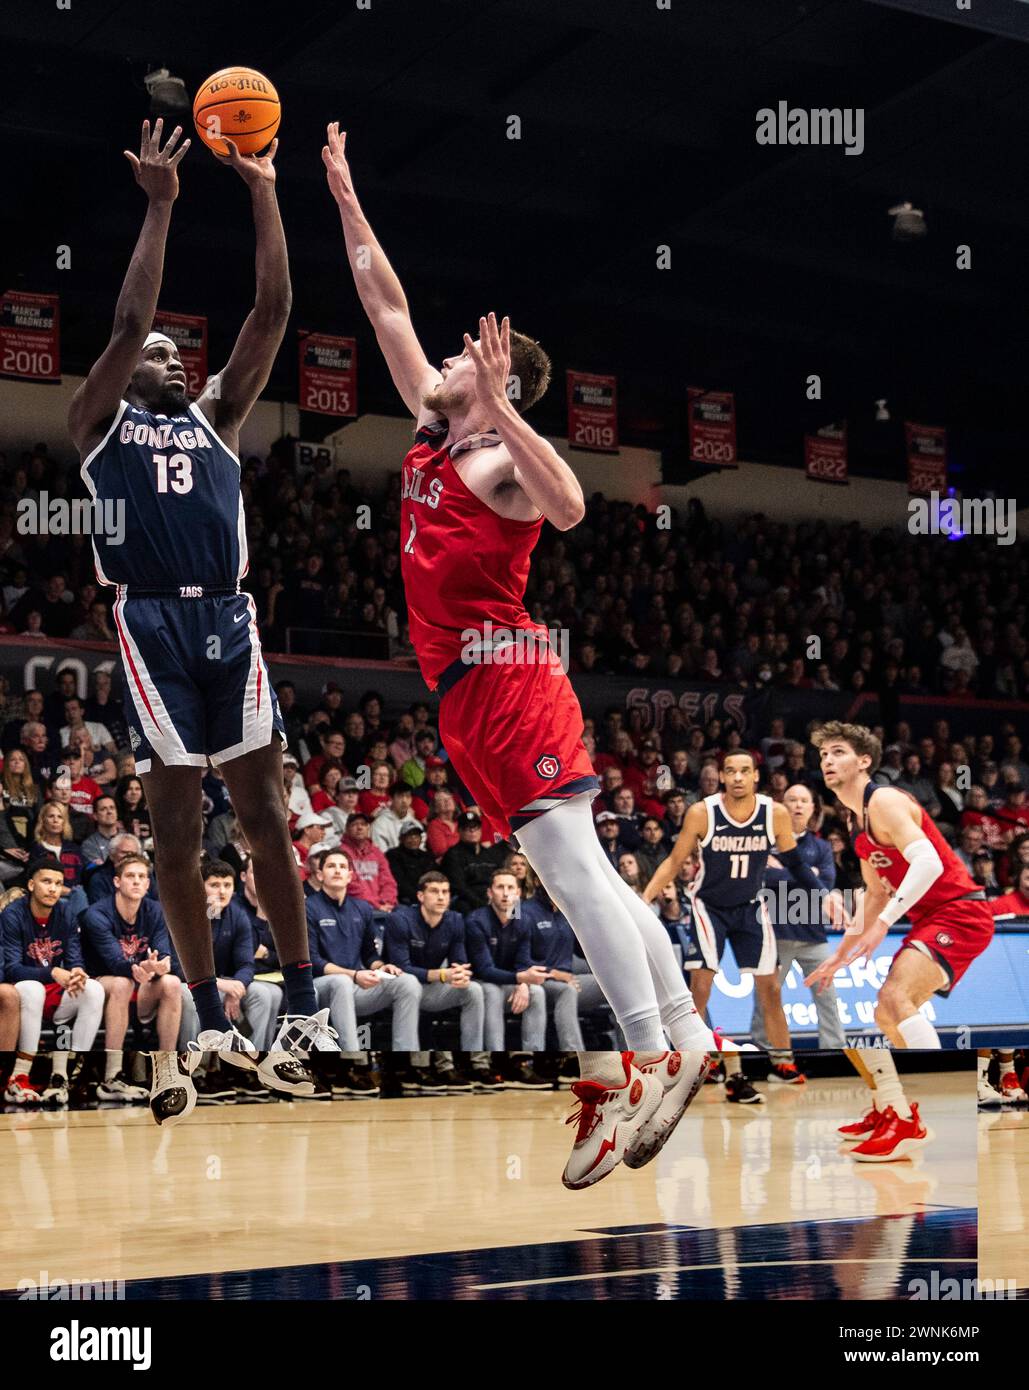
[80,897,173,978]
[520,898,578,971]
[464,906,532,985]
[305,890,379,974]
[206,898,256,985]
[763,830,836,944]
[1,897,84,983]
[383,905,468,982]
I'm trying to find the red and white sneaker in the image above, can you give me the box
[999,1071,1029,1104]
[561,1057,662,1190]
[838,1106,881,1144]
[768,1062,806,1085]
[849,1103,934,1162]
[4,1074,42,1106]
[624,1051,713,1170]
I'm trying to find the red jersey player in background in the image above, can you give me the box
[807,721,994,1160]
[324,124,715,1189]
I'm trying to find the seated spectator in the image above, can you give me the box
[464,869,548,1071]
[961,787,1007,852]
[370,782,417,853]
[384,870,485,1051]
[323,775,360,837]
[21,720,60,786]
[609,786,643,849]
[115,774,151,844]
[282,751,313,827]
[635,816,670,885]
[81,853,182,1078]
[309,760,345,814]
[400,728,438,789]
[60,695,115,756]
[896,753,942,818]
[2,745,40,853]
[426,788,460,861]
[85,832,159,903]
[386,820,436,905]
[43,668,80,731]
[971,849,1001,897]
[1,856,105,1104]
[303,728,348,789]
[305,848,420,1050]
[357,760,393,819]
[339,811,398,909]
[80,794,122,866]
[439,811,509,915]
[990,863,1029,916]
[995,780,1029,841]
[29,802,85,911]
[934,761,964,831]
[662,788,688,839]
[388,711,417,770]
[2,689,44,752]
[292,808,334,870]
[594,810,625,866]
[45,768,93,843]
[85,669,129,751]
[60,746,103,819]
[522,885,607,1052]
[617,851,645,893]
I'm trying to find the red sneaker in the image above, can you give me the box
[768,1062,806,1085]
[4,1074,42,1106]
[838,1106,880,1144]
[999,1071,1028,1104]
[849,1103,934,1162]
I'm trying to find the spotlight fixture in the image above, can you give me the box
[143,67,191,121]
[888,201,927,242]
[875,399,890,422]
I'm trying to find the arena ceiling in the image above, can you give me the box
[2,0,1028,497]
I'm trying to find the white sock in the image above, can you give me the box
[517,797,666,1050]
[577,1051,630,1086]
[977,1053,990,1079]
[105,1050,122,1082]
[861,1048,910,1119]
[50,1051,70,1078]
[897,1014,941,1050]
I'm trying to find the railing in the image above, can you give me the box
[284,627,392,661]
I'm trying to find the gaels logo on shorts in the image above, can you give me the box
[867,850,893,869]
[534,754,561,780]
[936,932,953,947]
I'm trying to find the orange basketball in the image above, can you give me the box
[193,66,280,157]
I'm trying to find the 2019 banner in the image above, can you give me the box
[566,370,618,453]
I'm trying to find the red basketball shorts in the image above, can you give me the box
[899,896,995,996]
[437,656,599,844]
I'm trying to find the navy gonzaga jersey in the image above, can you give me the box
[81,399,245,588]
[690,793,776,908]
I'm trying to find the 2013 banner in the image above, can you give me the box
[687,387,737,466]
[299,332,357,417]
[151,310,208,397]
[566,370,618,452]
[905,421,947,495]
[0,290,60,383]
[804,423,848,484]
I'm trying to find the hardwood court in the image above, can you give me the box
[978,1106,1029,1296]
[0,1073,975,1300]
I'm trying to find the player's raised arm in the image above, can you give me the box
[322,123,441,417]
[197,139,291,436]
[68,120,189,452]
[641,801,706,904]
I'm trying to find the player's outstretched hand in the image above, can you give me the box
[322,122,355,205]
[464,313,512,413]
[804,917,888,993]
[219,137,278,185]
[123,118,190,202]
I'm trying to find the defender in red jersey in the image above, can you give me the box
[325,124,715,1186]
[807,722,994,1048]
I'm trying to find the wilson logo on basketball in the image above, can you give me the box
[534,754,560,779]
[629,1078,643,1105]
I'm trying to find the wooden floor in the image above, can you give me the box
[978,1106,1029,1294]
[0,1073,976,1300]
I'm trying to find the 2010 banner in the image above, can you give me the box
[687,387,737,466]
[567,370,618,453]
[151,310,208,397]
[299,332,357,417]
[0,290,60,383]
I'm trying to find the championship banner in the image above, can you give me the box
[0,290,60,383]
[905,421,947,495]
[566,370,618,452]
[687,387,737,466]
[299,332,357,417]
[804,422,848,485]
[151,310,208,397]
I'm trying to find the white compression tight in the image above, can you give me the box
[516,794,714,1056]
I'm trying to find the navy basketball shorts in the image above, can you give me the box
[112,589,285,774]
[689,895,778,975]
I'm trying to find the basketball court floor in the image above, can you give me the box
[978,1105,1029,1298]
[0,1071,975,1300]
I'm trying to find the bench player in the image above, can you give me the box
[642,751,829,1099]
[807,721,995,1050]
[68,119,336,1125]
[324,123,711,1188]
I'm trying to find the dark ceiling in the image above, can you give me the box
[2,0,1029,497]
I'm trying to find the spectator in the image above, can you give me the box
[934,761,964,832]
[85,833,158,903]
[2,746,40,852]
[60,695,115,756]
[29,801,84,902]
[464,868,549,1074]
[617,851,644,892]
[636,815,670,885]
[339,811,398,910]
[400,729,438,788]
[386,821,436,905]
[996,781,1029,841]
[896,753,941,818]
[305,848,420,1050]
[115,775,151,843]
[21,720,59,786]
[990,863,1029,916]
[662,788,688,840]
[84,670,129,750]
[609,787,643,849]
[80,794,121,866]
[60,746,103,820]
[522,885,607,1052]
[971,849,1000,897]
[440,811,509,915]
[309,760,345,815]
[303,728,349,788]
[594,811,625,867]
[357,760,394,819]
[292,808,334,869]
[370,782,417,852]
[426,788,460,860]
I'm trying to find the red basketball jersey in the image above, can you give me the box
[400,419,545,690]
[854,786,978,924]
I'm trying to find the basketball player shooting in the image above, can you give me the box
[806,721,995,1048]
[324,123,713,1187]
[68,120,336,1125]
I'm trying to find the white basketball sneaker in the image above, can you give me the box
[561,1056,663,1190]
[149,1051,201,1127]
[624,1051,713,1169]
[192,1026,260,1072]
[258,1009,339,1096]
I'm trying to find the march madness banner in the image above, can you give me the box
[0,290,60,383]
[151,310,208,397]
[566,370,618,452]
[299,332,357,417]
[804,423,848,485]
[905,421,947,495]
[687,387,737,466]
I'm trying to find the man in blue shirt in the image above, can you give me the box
[306,848,421,1051]
[384,870,484,1049]
[751,784,846,1051]
[521,887,608,1051]
[465,867,548,1062]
